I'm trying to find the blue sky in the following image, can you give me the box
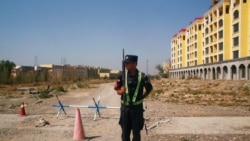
[0,0,212,75]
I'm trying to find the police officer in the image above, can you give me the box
[114,55,153,141]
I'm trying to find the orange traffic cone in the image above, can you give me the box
[73,108,85,140]
[19,102,26,117]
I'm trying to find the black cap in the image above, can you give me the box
[124,55,138,63]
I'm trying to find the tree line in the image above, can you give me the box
[0,60,16,84]
[0,60,101,85]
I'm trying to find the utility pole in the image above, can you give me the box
[146,59,148,75]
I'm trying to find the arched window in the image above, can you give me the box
[233,10,239,20]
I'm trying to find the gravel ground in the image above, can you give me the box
[0,79,250,141]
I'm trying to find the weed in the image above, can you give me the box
[204,90,211,94]
[77,82,90,88]
[38,90,52,99]
[243,90,250,96]
[221,91,226,95]
[181,137,190,141]
[213,82,220,87]
[242,87,250,95]
[55,86,67,92]
[227,91,237,96]
[5,95,14,99]
[190,90,202,95]
[9,104,16,109]
[154,89,163,94]
[0,103,6,107]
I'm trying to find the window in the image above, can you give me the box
[226,6,229,14]
[195,43,197,49]
[219,54,223,61]
[233,50,239,58]
[219,9,223,16]
[233,10,239,20]
[219,30,223,39]
[233,23,239,33]
[233,37,239,46]
[195,60,197,65]
[195,52,197,57]
[205,48,209,54]
[205,28,209,34]
[205,37,209,44]
[243,0,247,3]
[219,20,223,27]
[198,25,201,30]
[183,36,185,40]
[205,57,209,63]
[219,42,223,50]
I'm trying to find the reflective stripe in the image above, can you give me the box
[132,72,141,102]
[123,71,142,105]
[121,99,143,105]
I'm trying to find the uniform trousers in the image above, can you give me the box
[119,104,144,141]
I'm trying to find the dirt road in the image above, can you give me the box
[0,81,250,141]
[0,83,122,141]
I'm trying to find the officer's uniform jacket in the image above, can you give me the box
[114,69,153,106]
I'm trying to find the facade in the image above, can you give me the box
[170,0,250,80]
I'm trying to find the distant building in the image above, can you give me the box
[12,64,100,82]
[110,70,121,79]
[12,66,34,77]
[98,68,120,79]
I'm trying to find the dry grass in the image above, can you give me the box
[150,79,250,106]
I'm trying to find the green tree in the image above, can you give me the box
[155,64,163,74]
[0,60,16,84]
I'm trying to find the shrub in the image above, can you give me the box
[38,90,52,99]
[77,82,90,88]
[55,86,66,92]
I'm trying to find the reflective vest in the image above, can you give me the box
[121,71,143,105]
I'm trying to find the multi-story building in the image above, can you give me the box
[187,17,203,67]
[170,0,250,80]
